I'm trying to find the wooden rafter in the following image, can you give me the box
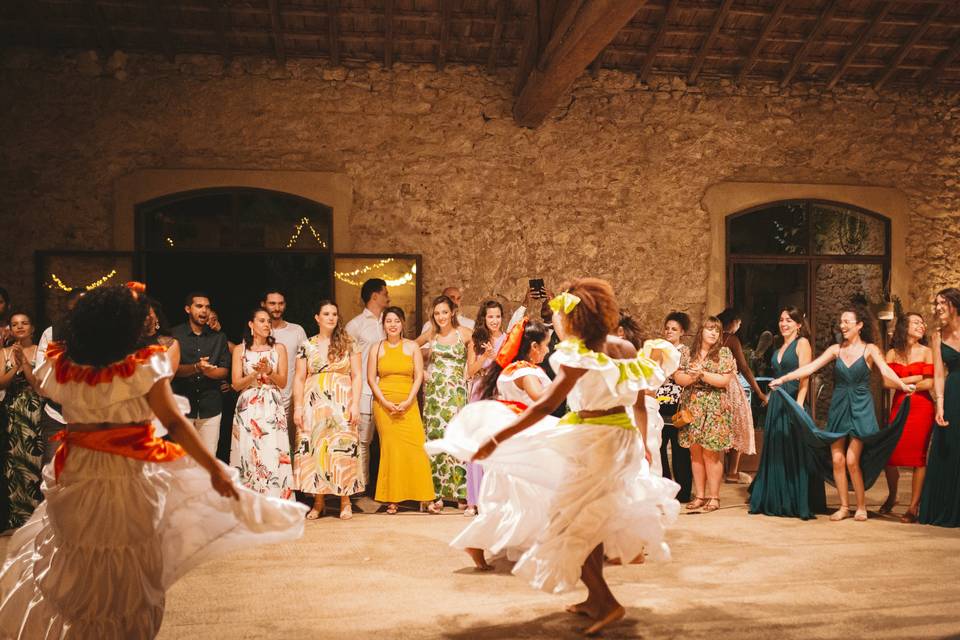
[486,0,508,73]
[513,0,557,96]
[640,0,678,84]
[781,0,839,87]
[826,1,891,89]
[737,0,789,83]
[152,0,175,62]
[86,0,113,54]
[874,3,942,91]
[437,0,453,70]
[384,0,394,68]
[590,47,603,77]
[923,34,960,89]
[267,0,286,64]
[328,0,340,66]
[687,0,733,83]
[211,0,232,63]
[513,0,647,127]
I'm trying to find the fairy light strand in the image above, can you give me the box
[285,217,328,249]
[335,263,415,287]
[47,269,118,292]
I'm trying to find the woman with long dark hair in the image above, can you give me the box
[0,284,305,637]
[770,305,914,521]
[675,316,736,512]
[879,312,934,523]
[463,300,506,516]
[292,300,363,520]
[716,308,764,483]
[919,287,960,527]
[748,307,826,519]
[229,308,292,499]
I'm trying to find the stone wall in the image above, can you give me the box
[1,48,959,336]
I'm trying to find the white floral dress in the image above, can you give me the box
[229,345,293,499]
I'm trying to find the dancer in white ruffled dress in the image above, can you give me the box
[0,284,307,639]
[427,278,680,636]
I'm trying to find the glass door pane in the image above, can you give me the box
[812,263,885,425]
[731,262,808,379]
[334,255,421,338]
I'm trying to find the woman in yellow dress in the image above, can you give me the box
[367,307,437,514]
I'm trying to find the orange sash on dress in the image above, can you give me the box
[496,399,528,414]
[52,424,186,482]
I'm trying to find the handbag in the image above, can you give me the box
[672,407,694,428]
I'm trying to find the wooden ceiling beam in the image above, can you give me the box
[152,0,175,62]
[781,0,838,88]
[513,0,647,127]
[826,1,891,89]
[589,47,603,77]
[210,0,232,63]
[875,3,942,91]
[437,0,453,69]
[384,0,394,68]
[687,0,733,84]
[328,0,340,66]
[737,0,788,83]
[923,34,960,90]
[640,0,678,84]
[267,0,286,64]
[513,0,557,96]
[486,0,508,73]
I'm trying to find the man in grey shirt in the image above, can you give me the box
[261,289,307,417]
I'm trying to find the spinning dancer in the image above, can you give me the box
[770,305,914,522]
[0,284,306,638]
[427,278,679,636]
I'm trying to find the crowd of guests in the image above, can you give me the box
[1,280,960,534]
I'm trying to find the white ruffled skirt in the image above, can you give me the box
[425,401,681,595]
[0,448,307,639]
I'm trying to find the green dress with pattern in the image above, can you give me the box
[0,361,43,531]
[423,333,468,500]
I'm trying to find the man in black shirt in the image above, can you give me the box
[171,292,230,454]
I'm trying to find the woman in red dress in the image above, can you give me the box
[881,312,935,523]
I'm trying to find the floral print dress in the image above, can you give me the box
[229,345,293,499]
[423,333,468,500]
[679,346,736,452]
[0,360,43,531]
[294,336,363,496]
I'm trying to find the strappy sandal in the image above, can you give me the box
[686,496,706,510]
[385,503,399,515]
[830,507,850,521]
[339,503,353,520]
[702,497,720,512]
[853,509,868,522]
[306,505,324,520]
[900,510,918,524]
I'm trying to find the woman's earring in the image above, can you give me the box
[155,323,161,331]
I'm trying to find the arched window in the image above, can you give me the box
[727,200,891,422]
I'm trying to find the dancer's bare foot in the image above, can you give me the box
[583,605,625,636]
[829,507,850,521]
[466,547,492,571]
[565,600,602,619]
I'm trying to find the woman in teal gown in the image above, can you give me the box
[770,306,915,522]
[748,308,826,520]
[919,288,960,527]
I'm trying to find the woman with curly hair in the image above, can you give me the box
[771,305,915,522]
[293,300,363,520]
[429,278,679,636]
[0,284,305,638]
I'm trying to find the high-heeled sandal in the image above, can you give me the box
[419,499,443,514]
[306,504,325,520]
[686,496,706,510]
[702,497,720,512]
[385,503,399,515]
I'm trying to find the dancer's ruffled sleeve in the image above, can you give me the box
[550,339,668,394]
[642,339,681,378]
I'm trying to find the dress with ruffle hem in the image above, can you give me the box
[0,344,307,640]
[425,339,681,595]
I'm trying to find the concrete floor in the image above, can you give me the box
[2,475,957,639]
[145,475,960,640]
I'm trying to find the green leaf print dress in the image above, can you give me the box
[423,333,468,500]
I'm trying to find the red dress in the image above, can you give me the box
[887,362,935,467]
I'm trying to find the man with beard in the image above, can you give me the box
[172,292,230,454]
[261,289,307,420]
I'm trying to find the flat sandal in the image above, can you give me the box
[686,496,706,510]
[702,497,720,512]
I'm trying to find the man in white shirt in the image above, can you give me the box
[261,289,307,417]
[344,278,389,492]
[419,286,475,338]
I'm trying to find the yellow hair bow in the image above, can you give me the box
[548,291,581,314]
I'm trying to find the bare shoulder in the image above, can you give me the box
[604,335,637,358]
[458,327,473,342]
[796,337,812,351]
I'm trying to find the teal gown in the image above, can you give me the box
[748,340,826,519]
[919,343,960,527]
[778,350,910,491]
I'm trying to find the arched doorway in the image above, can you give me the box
[136,188,335,343]
[727,200,891,422]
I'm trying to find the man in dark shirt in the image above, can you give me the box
[171,292,230,454]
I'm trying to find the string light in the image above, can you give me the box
[285,217,328,249]
[165,237,175,247]
[335,262,416,287]
[47,269,118,292]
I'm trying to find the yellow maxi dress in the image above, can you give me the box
[373,341,435,503]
